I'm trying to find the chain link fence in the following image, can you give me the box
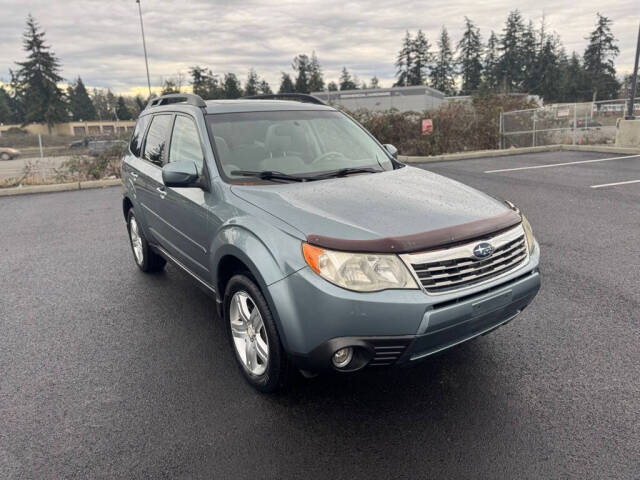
[500,98,640,149]
[0,126,132,187]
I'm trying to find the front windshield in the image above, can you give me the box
[206,110,393,181]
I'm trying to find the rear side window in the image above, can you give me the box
[143,115,173,167]
[169,115,204,172]
[129,116,150,157]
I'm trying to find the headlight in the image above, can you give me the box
[521,214,535,254]
[302,243,418,292]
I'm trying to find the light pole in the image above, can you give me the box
[626,22,640,120]
[136,0,152,97]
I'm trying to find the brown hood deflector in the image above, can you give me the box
[306,210,522,254]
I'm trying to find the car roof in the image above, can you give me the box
[142,99,336,116]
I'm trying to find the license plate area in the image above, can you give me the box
[472,290,513,316]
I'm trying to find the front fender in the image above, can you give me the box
[210,224,306,351]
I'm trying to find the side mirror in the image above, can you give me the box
[162,161,199,188]
[383,144,398,159]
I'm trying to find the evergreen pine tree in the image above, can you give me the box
[244,69,260,96]
[482,31,500,91]
[68,77,96,121]
[116,96,132,120]
[258,80,272,95]
[308,52,324,92]
[394,31,413,87]
[292,54,311,93]
[408,30,432,86]
[222,73,243,99]
[498,10,525,92]
[583,13,620,100]
[189,66,221,99]
[278,73,295,93]
[134,95,146,112]
[339,67,358,90]
[14,15,67,128]
[534,35,562,102]
[520,21,538,93]
[457,17,483,95]
[430,27,456,95]
[8,70,26,124]
[327,81,338,91]
[0,87,11,124]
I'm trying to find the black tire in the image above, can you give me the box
[126,209,166,273]
[224,274,293,393]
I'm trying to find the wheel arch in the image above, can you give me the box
[122,196,133,220]
[212,230,297,352]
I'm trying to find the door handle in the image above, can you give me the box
[156,186,167,198]
[130,171,139,180]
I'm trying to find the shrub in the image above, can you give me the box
[347,94,537,156]
[62,145,125,180]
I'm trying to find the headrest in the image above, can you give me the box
[266,123,294,154]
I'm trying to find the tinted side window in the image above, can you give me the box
[129,115,150,157]
[143,115,172,166]
[169,116,204,172]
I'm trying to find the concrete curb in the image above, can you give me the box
[0,178,120,197]
[402,144,640,164]
[557,144,640,155]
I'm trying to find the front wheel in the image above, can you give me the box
[0,153,10,161]
[224,274,293,393]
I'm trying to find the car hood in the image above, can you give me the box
[230,166,514,248]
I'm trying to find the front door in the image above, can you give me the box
[153,114,211,279]
[137,114,174,246]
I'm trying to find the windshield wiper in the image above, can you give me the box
[310,167,381,180]
[231,170,311,182]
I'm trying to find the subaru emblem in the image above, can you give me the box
[473,242,494,259]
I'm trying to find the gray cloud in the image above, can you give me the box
[0,0,636,94]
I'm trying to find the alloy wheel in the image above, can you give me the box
[229,291,269,376]
[129,216,144,266]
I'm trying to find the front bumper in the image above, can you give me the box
[268,243,541,374]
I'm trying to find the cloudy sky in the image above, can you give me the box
[0,0,637,95]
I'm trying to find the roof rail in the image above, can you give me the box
[145,93,206,110]
[242,93,326,106]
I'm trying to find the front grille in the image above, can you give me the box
[402,225,528,294]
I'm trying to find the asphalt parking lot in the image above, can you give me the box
[1,151,638,479]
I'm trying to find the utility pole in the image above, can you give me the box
[626,22,640,120]
[136,0,152,98]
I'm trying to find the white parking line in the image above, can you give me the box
[485,154,640,173]
[590,179,640,189]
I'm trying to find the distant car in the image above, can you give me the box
[0,147,20,160]
[70,138,90,149]
[88,140,126,156]
[577,119,602,129]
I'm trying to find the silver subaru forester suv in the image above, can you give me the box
[122,93,540,392]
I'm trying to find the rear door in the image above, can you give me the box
[122,114,152,229]
[153,113,211,278]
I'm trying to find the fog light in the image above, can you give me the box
[332,347,353,369]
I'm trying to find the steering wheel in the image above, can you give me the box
[313,151,346,163]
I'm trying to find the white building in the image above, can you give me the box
[312,85,445,112]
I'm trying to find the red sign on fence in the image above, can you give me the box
[422,118,433,135]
